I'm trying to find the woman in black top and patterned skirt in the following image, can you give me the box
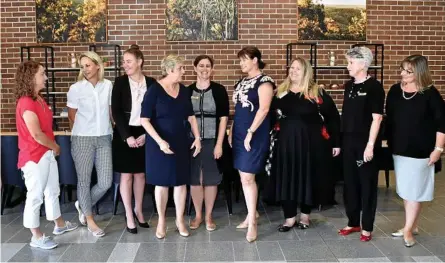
[187,55,229,231]
[385,55,445,247]
[339,46,385,242]
[111,45,155,233]
[268,57,340,232]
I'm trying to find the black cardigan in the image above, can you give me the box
[111,74,156,141]
[187,81,230,140]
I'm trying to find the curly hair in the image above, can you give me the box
[14,60,42,100]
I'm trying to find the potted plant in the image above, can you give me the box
[103,57,110,67]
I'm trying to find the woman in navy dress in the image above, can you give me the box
[141,55,201,239]
[229,46,275,242]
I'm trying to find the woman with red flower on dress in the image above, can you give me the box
[268,57,341,232]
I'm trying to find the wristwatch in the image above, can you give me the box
[247,128,254,134]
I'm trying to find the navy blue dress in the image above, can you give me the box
[141,82,194,186]
[232,74,275,174]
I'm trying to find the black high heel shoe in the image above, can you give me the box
[126,226,137,234]
[124,215,138,234]
[133,211,150,228]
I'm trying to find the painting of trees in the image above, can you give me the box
[166,0,238,41]
[298,0,366,41]
[36,0,107,43]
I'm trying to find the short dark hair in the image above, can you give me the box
[237,46,266,69]
[124,44,144,68]
[193,55,214,67]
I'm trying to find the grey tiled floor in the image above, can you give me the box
[2,166,445,262]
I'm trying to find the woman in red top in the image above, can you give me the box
[15,61,78,250]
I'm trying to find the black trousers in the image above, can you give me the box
[342,135,379,232]
[281,201,312,219]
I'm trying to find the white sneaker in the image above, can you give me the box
[53,221,79,235]
[75,201,86,226]
[30,234,58,250]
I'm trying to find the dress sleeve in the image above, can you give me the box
[368,80,385,115]
[112,77,131,140]
[384,84,397,150]
[258,75,277,90]
[215,83,230,118]
[186,86,194,117]
[17,97,37,118]
[141,82,158,119]
[428,86,445,134]
[320,90,341,147]
[67,84,79,109]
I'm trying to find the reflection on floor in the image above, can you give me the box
[2,165,445,262]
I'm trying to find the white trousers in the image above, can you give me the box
[22,150,61,228]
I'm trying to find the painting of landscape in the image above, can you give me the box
[298,0,366,41]
[36,0,107,43]
[166,0,238,41]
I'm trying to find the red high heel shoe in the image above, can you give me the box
[338,226,361,236]
[360,233,372,242]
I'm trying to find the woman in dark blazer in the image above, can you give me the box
[112,44,155,234]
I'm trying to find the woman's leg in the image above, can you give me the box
[72,136,96,228]
[120,173,135,228]
[299,204,311,225]
[204,185,218,225]
[239,171,257,241]
[404,200,422,241]
[341,144,361,230]
[88,136,113,231]
[190,170,204,228]
[281,200,297,226]
[359,161,379,236]
[155,186,168,237]
[173,185,188,236]
[133,173,146,223]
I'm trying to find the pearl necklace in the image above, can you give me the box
[402,90,417,100]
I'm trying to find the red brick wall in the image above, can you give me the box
[1,0,444,131]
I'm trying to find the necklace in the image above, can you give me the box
[402,90,417,100]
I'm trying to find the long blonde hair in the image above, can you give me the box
[77,51,105,82]
[277,57,321,100]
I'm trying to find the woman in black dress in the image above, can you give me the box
[269,57,340,231]
[339,46,385,242]
[111,44,155,233]
[188,55,229,231]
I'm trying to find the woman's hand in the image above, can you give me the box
[244,132,252,152]
[214,144,223,159]
[228,132,233,148]
[363,145,374,162]
[158,140,174,154]
[53,144,61,156]
[428,149,442,166]
[126,136,138,148]
[136,134,146,147]
[191,138,202,157]
[332,148,341,157]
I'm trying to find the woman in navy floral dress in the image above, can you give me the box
[229,46,275,242]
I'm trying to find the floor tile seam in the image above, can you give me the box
[254,240,262,261]
[4,214,21,228]
[104,242,119,262]
[320,230,340,261]
[276,240,287,262]
[183,241,187,262]
[56,242,72,262]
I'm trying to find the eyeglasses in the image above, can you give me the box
[400,67,414,75]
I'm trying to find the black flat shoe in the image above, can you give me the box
[296,222,309,229]
[126,226,137,234]
[133,211,150,228]
[278,224,295,232]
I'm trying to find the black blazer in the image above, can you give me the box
[111,74,156,141]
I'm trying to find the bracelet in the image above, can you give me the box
[434,146,444,153]
[247,128,254,134]
[367,142,374,147]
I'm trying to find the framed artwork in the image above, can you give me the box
[298,0,366,41]
[36,0,107,43]
[166,0,238,41]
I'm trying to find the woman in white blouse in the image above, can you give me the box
[67,51,113,237]
[111,44,155,234]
